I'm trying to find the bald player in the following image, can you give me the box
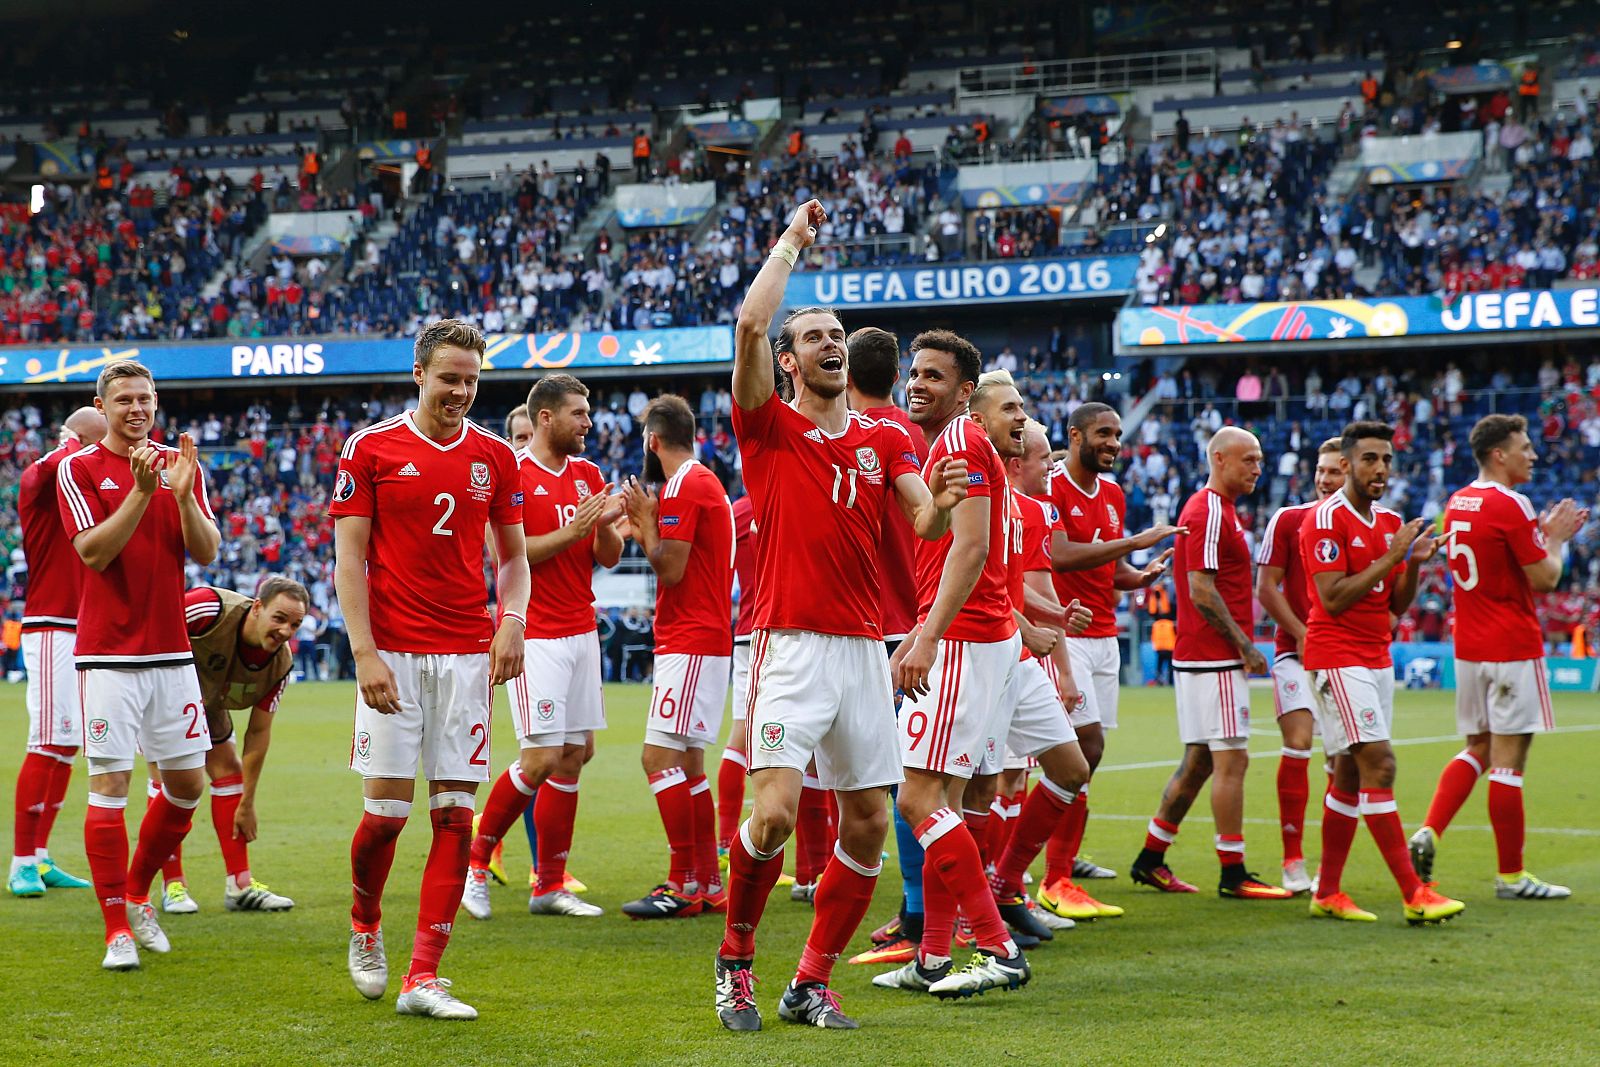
[1129,427,1292,900]
[10,407,105,898]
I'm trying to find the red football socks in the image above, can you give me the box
[35,752,74,855]
[963,808,991,869]
[1143,816,1179,855]
[12,752,52,858]
[350,800,409,930]
[918,807,1014,958]
[532,777,580,895]
[1215,832,1246,869]
[1422,750,1484,835]
[209,774,251,882]
[1487,768,1525,875]
[688,775,718,893]
[1277,748,1311,864]
[1044,789,1088,884]
[648,767,694,890]
[716,750,746,851]
[794,783,830,885]
[471,762,537,867]
[795,844,880,985]
[1359,788,1421,899]
[1316,790,1360,898]
[84,794,131,940]
[993,776,1076,897]
[127,786,199,900]
[407,799,473,982]
[719,821,784,959]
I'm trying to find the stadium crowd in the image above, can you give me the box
[4,345,1597,684]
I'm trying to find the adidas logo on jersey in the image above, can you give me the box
[1070,506,1084,516]
[952,753,973,769]
[399,463,421,477]
[99,477,120,490]
[804,428,825,443]
[1351,535,1366,547]
[533,485,549,495]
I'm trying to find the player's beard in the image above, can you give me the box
[1078,440,1112,474]
[643,447,665,485]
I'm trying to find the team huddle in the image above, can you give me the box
[7,196,1585,1031]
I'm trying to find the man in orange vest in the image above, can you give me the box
[1518,66,1540,121]
[633,130,652,181]
[1147,583,1175,684]
[1360,73,1379,109]
[786,127,804,158]
[416,144,432,173]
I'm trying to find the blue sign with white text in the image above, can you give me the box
[784,256,1138,309]
[0,328,734,388]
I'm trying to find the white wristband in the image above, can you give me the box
[501,610,526,628]
[770,240,799,267]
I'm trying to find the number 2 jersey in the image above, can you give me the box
[1443,480,1547,663]
[732,392,921,640]
[329,412,522,654]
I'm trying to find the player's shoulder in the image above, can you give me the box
[340,413,408,458]
[663,459,708,499]
[464,418,518,460]
[1372,504,1404,528]
[1311,490,1347,530]
[1018,491,1054,523]
[1474,479,1537,520]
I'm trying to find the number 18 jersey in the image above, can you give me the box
[519,451,608,640]
[330,412,522,654]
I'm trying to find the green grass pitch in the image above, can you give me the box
[1,681,1596,1065]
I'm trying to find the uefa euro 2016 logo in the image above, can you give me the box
[1314,538,1340,564]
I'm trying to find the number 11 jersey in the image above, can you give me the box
[732,392,921,640]
[330,412,522,654]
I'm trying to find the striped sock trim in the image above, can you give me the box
[915,807,962,849]
[1488,768,1523,788]
[1280,747,1313,760]
[88,792,128,811]
[1357,790,1397,816]
[162,785,202,811]
[720,749,748,769]
[833,841,881,878]
[1324,791,1360,819]
[687,775,711,796]
[1453,750,1485,776]
[1037,775,1077,805]
[544,776,580,795]
[364,798,412,818]
[507,762,537,796]
[738,819,781,862]
[648,767,689,794]
[1146,818,1177,844]
[429,791,475,811]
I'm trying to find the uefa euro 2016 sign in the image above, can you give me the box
[1117,287,1600,349]
[784,255,1138,310]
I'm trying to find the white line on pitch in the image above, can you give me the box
[1094,722,1600,774]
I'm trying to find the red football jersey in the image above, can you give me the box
[329,413,522,655]
[731,493,757,640]
[862,404,930,640]
[653,460,734,656]
[1301,492,1404,670]
[914,416,1017,644]
[20,439,87,630]
[1173,487,1253,667]
[518,450,607,640]
[1443,480,1547,662]
[1255,500,1319,656]
[731,392,920,639]
[1049,466,1126,639]
[1007,489,1056,660]
[57,441,216,666]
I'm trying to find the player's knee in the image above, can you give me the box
[517,747,560,783]
[749,803,795,849]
